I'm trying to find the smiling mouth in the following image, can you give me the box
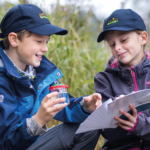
[36,54,42,58]
[118,52,127,58]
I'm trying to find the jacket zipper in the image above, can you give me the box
[130,67,138,91]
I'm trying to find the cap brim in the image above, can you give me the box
[27,24,68,36]
[97,27,136,43]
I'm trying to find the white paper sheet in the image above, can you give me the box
[76,89,150,134]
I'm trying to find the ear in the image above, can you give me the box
[140,31,148,46]
[8,32,18,47]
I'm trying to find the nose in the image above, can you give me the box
[114,43,121,51]
[41,44,48,52]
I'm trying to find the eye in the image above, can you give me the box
[121,38,127,42]
[37,41,42,43]
[110,43,115,48]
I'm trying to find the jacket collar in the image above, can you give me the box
[105,51,150,80]
[0,40,57,79]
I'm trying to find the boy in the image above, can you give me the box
[0,4,101,150]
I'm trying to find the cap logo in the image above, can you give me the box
[39,13,48,19]
[107,18,118,25]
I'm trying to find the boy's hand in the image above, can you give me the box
[83,93,102,111]
[33,92,68,127]
[114,105,138,130]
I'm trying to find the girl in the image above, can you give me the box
[95,9,150,150]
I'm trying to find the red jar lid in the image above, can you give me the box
[49,84,69,90]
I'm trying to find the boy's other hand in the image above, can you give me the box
[83,93,102,111]
[33,92,68,127]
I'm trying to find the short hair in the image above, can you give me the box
[134,29,144,34]
[3,30,32,49]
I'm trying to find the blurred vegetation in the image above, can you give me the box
[1,0,150,149]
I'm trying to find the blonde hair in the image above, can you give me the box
[3,30,32,49]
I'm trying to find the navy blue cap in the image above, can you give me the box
[97,9,146,43]
[0,4,68,38]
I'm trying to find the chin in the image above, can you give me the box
[32,63,40,67]
[120,59,130,64]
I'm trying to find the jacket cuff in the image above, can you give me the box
[80,98,93,114]
[26,117,48,136]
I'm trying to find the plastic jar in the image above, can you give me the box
[49,84,70,104]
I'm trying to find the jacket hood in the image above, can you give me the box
[0,40,62,91]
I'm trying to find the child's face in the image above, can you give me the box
[16,33,50,70]
[105,31,146,68]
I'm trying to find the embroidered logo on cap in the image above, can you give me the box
[107,18,118,25]
[39,13,48,19]
[0,95,4,102]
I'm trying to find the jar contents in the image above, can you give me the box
[49,84,70,105]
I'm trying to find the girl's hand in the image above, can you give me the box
[114,105,138,130]
[33,92,68,127]
[84,93,102,111]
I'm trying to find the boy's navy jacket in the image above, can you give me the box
[95,51,150,149]
[0,41,89,150]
